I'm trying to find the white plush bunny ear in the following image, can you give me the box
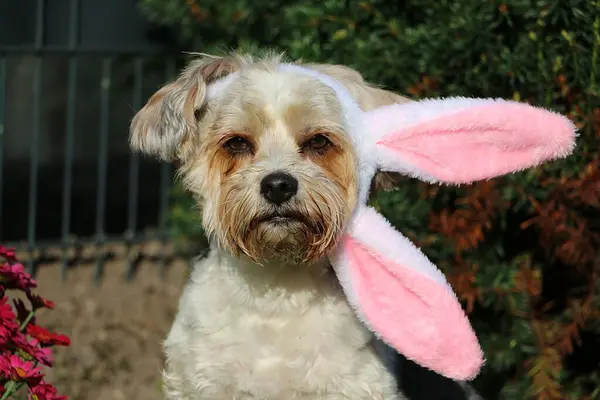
[329,98,577,381]
[330,206,484,381]
[367,98,577,183]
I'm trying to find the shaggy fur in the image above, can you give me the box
[129,52,475,399]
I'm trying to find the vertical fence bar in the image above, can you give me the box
[0,57,6,242]
[60,0,80,279]
[28,0,46,274]
[126,57,144,280]
[94,58,111,285]
[28,60,42,273]
[158,58,177,276]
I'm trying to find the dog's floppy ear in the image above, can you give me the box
[129,54,241,161]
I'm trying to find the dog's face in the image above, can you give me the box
[130,53,409,264]
[190,68,358,263]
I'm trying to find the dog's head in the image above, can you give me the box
[130,52,408,264]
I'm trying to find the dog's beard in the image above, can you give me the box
[245,210,323,263]
[215,189,347,264]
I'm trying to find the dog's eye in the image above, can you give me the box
[304,134,332,151]
[224,136,252,153]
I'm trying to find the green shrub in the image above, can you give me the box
[139,1,600,398]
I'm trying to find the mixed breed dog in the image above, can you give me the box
[128,51,576,399]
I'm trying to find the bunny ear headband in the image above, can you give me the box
[207,64,577,381]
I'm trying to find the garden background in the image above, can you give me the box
[1,1,598,399]
[141,1,600,399]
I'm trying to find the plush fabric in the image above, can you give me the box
[371,98,576,184]
[331,207,483,381]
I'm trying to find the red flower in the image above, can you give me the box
[0,245,17,262]
[0,328,11,347]
[10,334,54,367]
[28,381,67,400]
[26,292,55,311]
[1,296,18,331]
[0,354,42,386]
[0,244,66,400]
[26,325,70,347]
[0,354,8,378]
[12,329,32,348]
[0,262,37,291]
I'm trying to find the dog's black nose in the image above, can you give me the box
[260,172,298,205]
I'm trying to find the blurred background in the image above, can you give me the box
[0,0,598,399]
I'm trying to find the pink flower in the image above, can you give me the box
[0,354,42,385]
[0,262,37,291]
[0,243,68,399]
[28,381,67,400]
[0,325,15,347]
[1,296,18,331]
[9,334,53,367]
[0,245,16,262]
[11,329,33,348]
[0,245,70,400]
[29,341,53,367]
[0,354,8,378]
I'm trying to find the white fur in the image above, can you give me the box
[163,62,406,399]
[163,250,405,399]
[206,73,238,100]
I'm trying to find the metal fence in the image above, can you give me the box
[0,0,181,283]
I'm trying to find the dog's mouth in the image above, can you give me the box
[239,208,335,262]
[268,215,296,224]
[249,210,310,230]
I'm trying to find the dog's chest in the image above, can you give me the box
[196,296,378,384]
[164,257,401,399]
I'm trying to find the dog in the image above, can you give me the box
[129,52,482,399]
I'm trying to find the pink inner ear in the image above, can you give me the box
[372,100,576,183]
[341,235,483,381]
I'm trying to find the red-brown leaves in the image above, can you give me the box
[429,181,500,255]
